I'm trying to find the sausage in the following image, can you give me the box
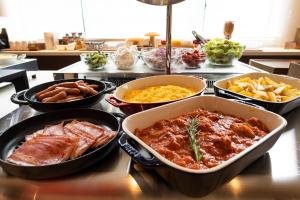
[78,85,90,94]
[55,87,81,95]
[37,86,81,101]
[86,86,98,95]
[38,88,65,101]
[77,82,98,93]
[87,84,99,90]
[56,82,79,88]
[76,80,85,84]
[36,82,78,99]
[78,85,98,95]
[36,81,96,101]
[42,91,67,103]
[35,85,57,100]
[55,96,84,103]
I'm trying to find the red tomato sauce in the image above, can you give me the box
[134,108,269,170]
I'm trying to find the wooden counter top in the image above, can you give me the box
[0,49,112,56]
[243,48,300,56]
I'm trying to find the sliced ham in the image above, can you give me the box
[43,122,65,136]
[94,131,117,147]
[7,151,41,166]
[7,135,78,166]
[70,120,105,141]
[25,129,44,141]
[25,122,65,141]
[71,120,116,148]
[64,127,94,159]
[64,123,96,142]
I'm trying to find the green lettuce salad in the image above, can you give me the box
[204,38,245,65]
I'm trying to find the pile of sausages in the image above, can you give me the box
[35,80,99,103]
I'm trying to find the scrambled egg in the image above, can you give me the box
[123,85,196,103]
[227,76,300,102]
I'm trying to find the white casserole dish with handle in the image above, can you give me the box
[106,75,207,115]
[120,96,287,196]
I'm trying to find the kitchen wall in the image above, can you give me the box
[282,0,300,45]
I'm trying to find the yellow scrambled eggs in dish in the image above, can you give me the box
[123,85,196,103]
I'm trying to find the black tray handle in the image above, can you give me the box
[10,89,29,105]
[119,132,163,168]
[102,81,116,93]
[111,112,127,137]
[216,88,267,110]
[111,112,127,119]
[232,99,266,110]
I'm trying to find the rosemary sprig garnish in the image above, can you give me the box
[187,117,203,162]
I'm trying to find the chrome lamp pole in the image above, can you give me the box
[137,0,185,75]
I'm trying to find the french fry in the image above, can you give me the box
[228,86,243,93]
[227,81,233,88]
[257,77,264,84]
[264,77,278,86]
[267,92,277,102]
[274,85,287,95]
[253,90,268,99]
[239,91,253,97]
[238,77,251,82]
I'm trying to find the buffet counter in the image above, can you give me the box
[0,93,299,199]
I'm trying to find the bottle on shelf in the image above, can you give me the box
[75,34,83,50]
[62,33,69,45]
[44,32,58,50]
[224,21,234,40]
[0,28,10,49]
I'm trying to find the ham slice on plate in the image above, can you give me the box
[94,130,117,147]
[25,122,65,141]
[7,135,78,166]
[64,126,95,159]
[25,129,44,141]
[43,122,65,136]
[70,120,104,140]
[70,120,116,148]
